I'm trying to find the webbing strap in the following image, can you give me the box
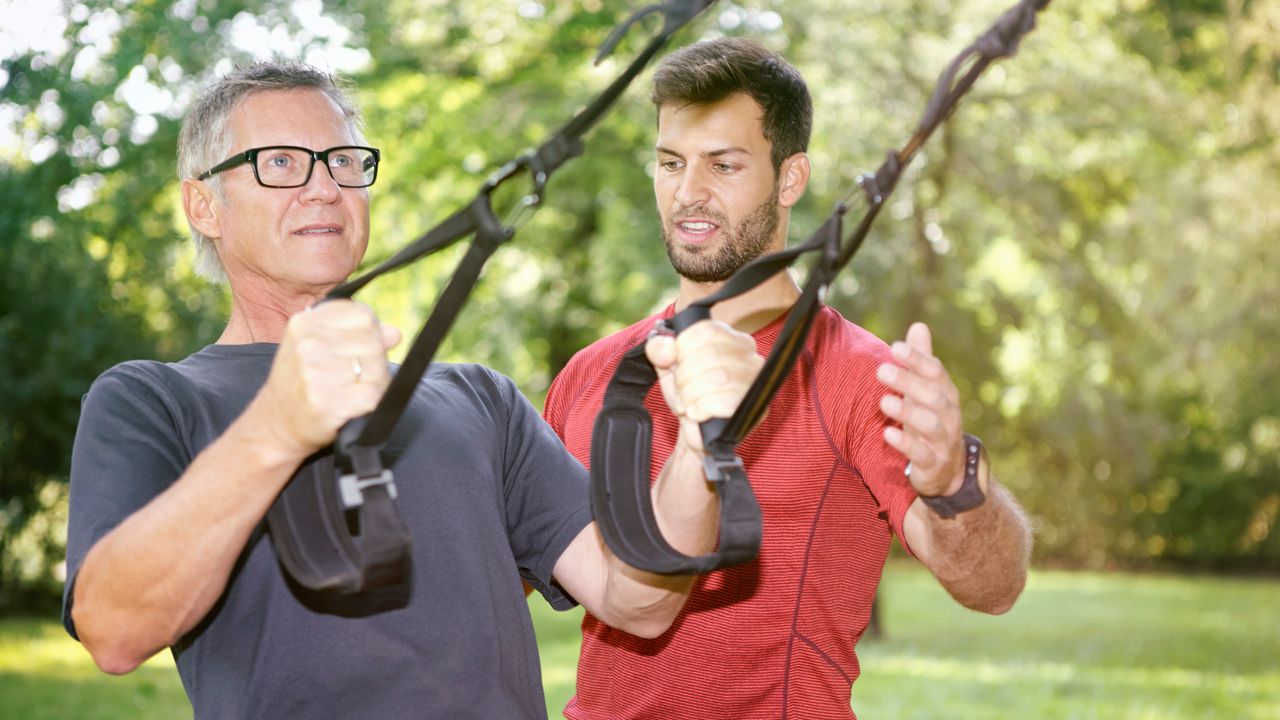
[590,0,1051,575]
[264,0,718,600]
[590,343,762,574]
[266,455,412,603]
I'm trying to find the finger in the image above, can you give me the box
[875,361,947,407]
[381,322,403,350]
[676,319,758,355]
[645,330,683,417]
[675,349,761,391]
[673,323,760,421]
[304,299,374,329]
[877,362,956,410]
[890,340,947,381]
[883,425,942,471]
[906,321,933,357]
[879,394,946,436]
[685,390,743,422]
[645,331,678,373]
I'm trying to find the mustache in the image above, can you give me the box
[670,208,729,225]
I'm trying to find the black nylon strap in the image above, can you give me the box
[590,343,762,575]
[333,0,718,455]
[590,0,1051,576]
[266,454,412,599]
[264,0,719,598]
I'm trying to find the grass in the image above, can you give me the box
[4,564,1277,718]
[0,618,186,719]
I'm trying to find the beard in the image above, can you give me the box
[662,191,781,284]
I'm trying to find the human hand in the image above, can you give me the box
[258,300,402,456]
[646,319,763,455]
[876,322,965,497]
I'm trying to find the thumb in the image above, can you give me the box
[644,330,677,373]
[906,322,933,357]
[381,322,403,351]
[645,330,683,417]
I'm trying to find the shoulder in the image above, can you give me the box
[567,314,662,373]
[424,362,516,400]
[420,362,546,427]
[85,359,191,413]
[546,311,663,422]
[808,305,893,370]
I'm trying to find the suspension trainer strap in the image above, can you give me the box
[591,0,1052,575]
[266,0,720,599]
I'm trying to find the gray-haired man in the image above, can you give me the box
[63,61,763,718]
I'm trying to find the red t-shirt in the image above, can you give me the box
[544,304,917,720]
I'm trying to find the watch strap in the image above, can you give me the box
[919,433,987,520]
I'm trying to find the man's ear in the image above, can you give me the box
[776,152,811,209]
[181,179,222,239]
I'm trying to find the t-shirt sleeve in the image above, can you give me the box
[62,363,190,639]
[542,365,571,441]
[495,372,592,611]
[841,343,919,555]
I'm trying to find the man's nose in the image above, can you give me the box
[299,160,342,202]
[673,163,712,207]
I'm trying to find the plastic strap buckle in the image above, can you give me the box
[338,469,398,509]
[702,453,744,484]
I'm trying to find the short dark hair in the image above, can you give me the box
[651,37,812,172]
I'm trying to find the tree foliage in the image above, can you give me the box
[1,0,1276,606]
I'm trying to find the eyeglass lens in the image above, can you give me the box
[256,146,377,188]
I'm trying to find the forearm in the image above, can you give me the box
[569,441,717,639]
[907,478,1033,614]
[72,398,305,673]
[568,318,758,637]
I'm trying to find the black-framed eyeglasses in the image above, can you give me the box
[196,145,381,188]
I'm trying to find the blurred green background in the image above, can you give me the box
[1,0,1277,716]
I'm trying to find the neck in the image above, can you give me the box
[219,276,331,344]
[675,269,801,335]
[673,218,803,334]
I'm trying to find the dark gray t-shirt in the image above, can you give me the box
[63,343,592,719]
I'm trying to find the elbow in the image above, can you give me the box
[981,590,1020,616]
[72,602,162,675]
[966,565,1029,616]
[954,582,1023,616]
[87,645,147,676]
[78,623,150,675]
[613,613,676,640]
[597,598,679,639]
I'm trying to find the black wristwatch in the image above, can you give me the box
[917,434,988,520]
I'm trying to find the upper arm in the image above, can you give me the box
[65,366,187,637]
[550,522,609,616]
[493,370,593,608]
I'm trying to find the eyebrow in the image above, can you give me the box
[655,145,753,159]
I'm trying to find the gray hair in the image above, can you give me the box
[177,60,367,282]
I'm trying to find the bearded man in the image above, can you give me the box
[543,37,1034,720]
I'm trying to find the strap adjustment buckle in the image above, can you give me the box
[338,469,398,509]
[703,453,744,484]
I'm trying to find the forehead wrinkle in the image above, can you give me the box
[229,89,357,150]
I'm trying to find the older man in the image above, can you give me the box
[62,61,761,719]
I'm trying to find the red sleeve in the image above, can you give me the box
[816,314,918,555]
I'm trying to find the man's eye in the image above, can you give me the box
[266,155,291,168]
[331,154,353,168]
